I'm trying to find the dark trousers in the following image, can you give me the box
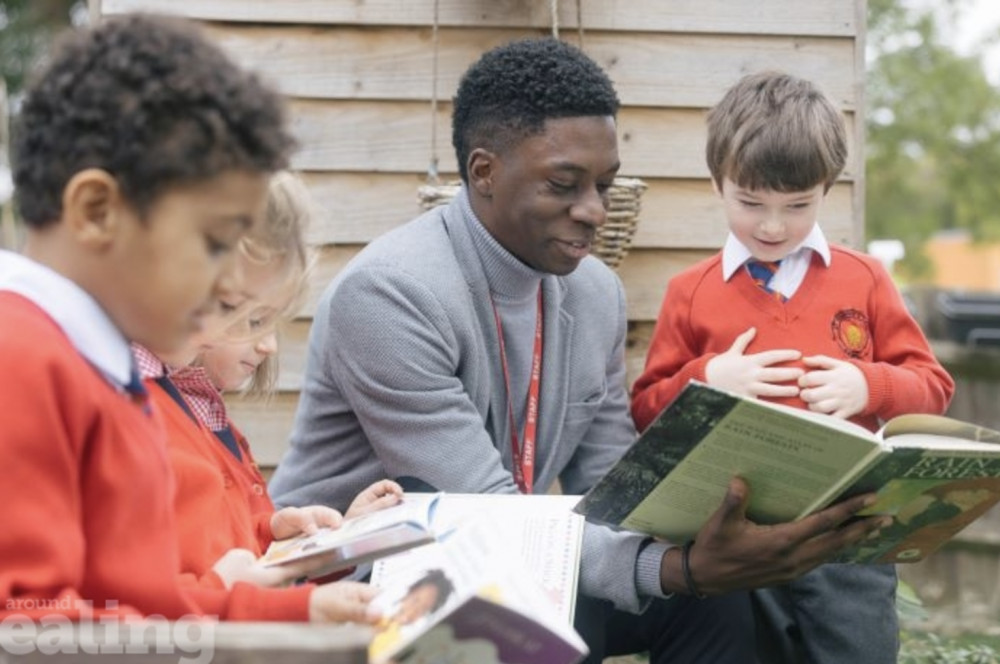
[574,591,758,664]
[752,564,899,664]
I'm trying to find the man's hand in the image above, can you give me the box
[271,505,344,541]
[659,477,889,596]
[345,479,404,520]
[798,355,868,419]
[705,328,803,398]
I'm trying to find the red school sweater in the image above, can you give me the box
[631,247,955,433]
[151,379,275,569]
[0,293,309,621]
[154,378,351,594]
[152,379,311,620]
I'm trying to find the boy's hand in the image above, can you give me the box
[798,355,868,419]
[309,581,380,624]
[345,479,404,520]
[271,505,344,541]
[705,327,803,398]
[211,548,322,588]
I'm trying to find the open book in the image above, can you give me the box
[368,512,587,664]
[372,493,584,623]
[575,381,1000,564]
[259,494,442,578]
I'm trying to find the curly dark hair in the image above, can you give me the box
[406,568,454,614]
[451,38,620,182]
[12,13,295,228]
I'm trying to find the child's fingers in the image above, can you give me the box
[801,354,840,368]
[367,493,403,512]
[368,479,404,500]
[753,382,800,399]
[307,506,344,530]
[751,349,802,366]
[273,506,343,538]
[727,327,757,354]
[311,582,379,624]
[347,493,403,519]
[757,367,804,384]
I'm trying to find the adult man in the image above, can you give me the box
[270,38,883,662]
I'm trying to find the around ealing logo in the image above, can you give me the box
[0,599,215,664]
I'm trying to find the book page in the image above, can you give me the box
[882,413,1000,446]
[369,519,586,664]
[372,493,583,624]
[621,395,882,541]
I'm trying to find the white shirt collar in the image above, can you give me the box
[0,250,133,386]
[721,224,832,281]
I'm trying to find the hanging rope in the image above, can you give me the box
[576,0,585,49]
[550,1,585,49]
[427,0,441,183]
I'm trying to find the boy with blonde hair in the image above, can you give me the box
[632,71,954,663]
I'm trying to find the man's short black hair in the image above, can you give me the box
[451,38,620,182]
[13,13,295,228]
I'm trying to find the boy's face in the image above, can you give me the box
[104,171,268,354]
[472,115,620,276]
[718,178,826,262]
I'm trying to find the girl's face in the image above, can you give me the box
[199,326,278,391]
[159,252,291,369]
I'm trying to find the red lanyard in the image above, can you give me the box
[490,287,543,494]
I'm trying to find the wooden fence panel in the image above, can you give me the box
[102,0,856,36]
[287,99,858,180]
[201,24,858,110]
[301,173,856,249]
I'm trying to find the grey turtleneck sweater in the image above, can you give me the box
[270,189,668,612]
[466,198,544,452]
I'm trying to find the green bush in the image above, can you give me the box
[899,632,1000,664]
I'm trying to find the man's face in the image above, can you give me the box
[473,116,620,276]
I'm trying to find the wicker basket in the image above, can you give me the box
[417,176,647,269]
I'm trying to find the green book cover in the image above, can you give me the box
[835,436,1000,563]
[575,381,1000,563]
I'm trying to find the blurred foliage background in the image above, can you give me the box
[0,0,80,97]
[867,0,1000,278]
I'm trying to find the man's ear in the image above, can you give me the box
[61,169,124,250]
[466,148,497,199]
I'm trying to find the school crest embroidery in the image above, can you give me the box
[831,309,871,358]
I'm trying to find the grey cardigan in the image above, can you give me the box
[269,193,658,612]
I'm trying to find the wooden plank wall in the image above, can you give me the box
[99,0,867,467]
